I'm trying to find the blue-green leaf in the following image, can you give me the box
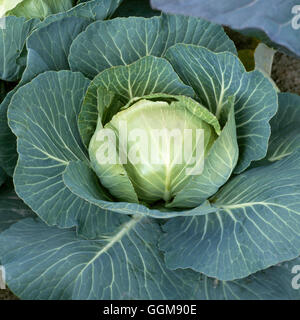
[165,44,278,173]
[266,92,300,162]
[8,71,128,238]
[151,0,300,58]
[194,257,300,300]
[160,151,300,280]
[0,16,38,81]
[20,16,90,84]
[1,217,299,299]
[0,217,196,300]
[38,0,123,27]
[69,13,236,79]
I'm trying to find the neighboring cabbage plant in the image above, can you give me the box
[2,0,77,19]
[0,13,300,300]
[151,0,300,58]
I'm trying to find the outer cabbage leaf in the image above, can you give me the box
[39,0,124,27]
[0,16,38,81]
[0,217,199,300]
[20,16,90,84]
[160,151,300,280]
[265,92,300,162]
[8,71,130,238]
[151,0,300,58]
[5,0,76,19]
[69,13,237,79]
[0,217,299,299]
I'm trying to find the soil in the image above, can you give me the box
[0,288,19,300]
[225,27,300,94]
[272,52,300,94]
[0,29,299,301]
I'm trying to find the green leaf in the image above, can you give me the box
[0,181,34,233]
[266,93,300,162]
[8,71,129,237]
[165,44,278,173]
[88,116,140,204]
[38,0,123,27]
[20,16,90,84]
[194,257,300,299]
[151,0,300,58]
[160,151,300,280]
[0,0,24,13]
[1,218,299,299]
[69,13,237,79]
[168,99,239,208]
[79,55,194,147]
[0,217,196,299]
[63,161,218,219]
[6,0,75,19]
[0,16,38,81]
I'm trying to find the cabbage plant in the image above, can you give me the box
[0,12,300,300]
[1,0,77,19]
[151,0,300,58]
